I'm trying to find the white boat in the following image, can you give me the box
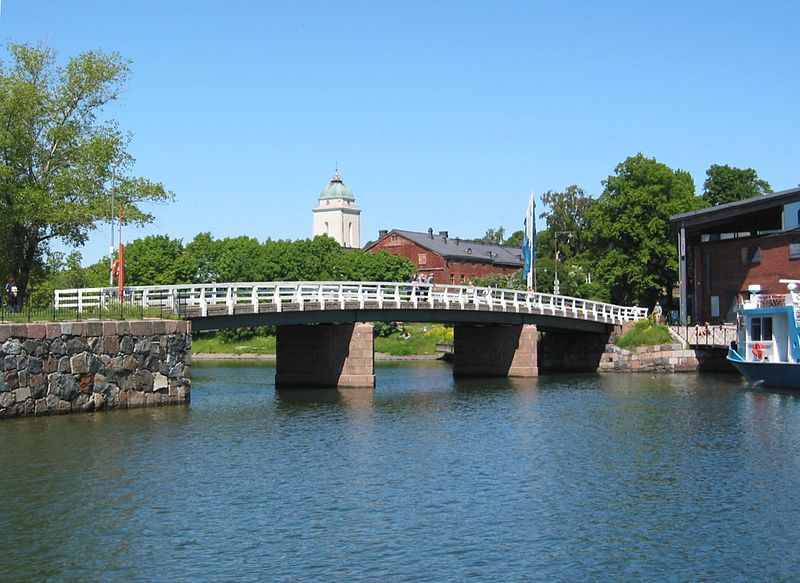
[727,280,800,389]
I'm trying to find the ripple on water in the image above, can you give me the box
[2,363,800,581]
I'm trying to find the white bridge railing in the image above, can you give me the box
[53,281,649,324]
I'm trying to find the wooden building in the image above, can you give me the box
[670,187,800,325]
[365,228,524,285]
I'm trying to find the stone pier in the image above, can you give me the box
[453,324,538,378]
[275,322,375,388]
[0,320,191,419]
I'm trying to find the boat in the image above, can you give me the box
[727,279,800,389]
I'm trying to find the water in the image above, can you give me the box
[2,361,800,582]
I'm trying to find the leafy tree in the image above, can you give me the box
[504,230,524,247]
[123,235,193,285]
[0,43,172,303]
[539,185,594,259]
[479,226,505,244]
[183,232,222,282]
[585,153,702,306]
[702,164,772,207]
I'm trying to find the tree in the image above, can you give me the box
[702,164,772,207]
[479,226,505,245]
[539,185,594,259]
[504,230,524,248]
[586,153,702,306]
[0,43,171,303]
[123,235,193,285]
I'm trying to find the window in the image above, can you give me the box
[466,247,473,254]
[751,317,772,341]
[418,253,427,265]
[449,274,455,284]
[790,242,800,260]
[391,234,398,242]
[741,245,761,265]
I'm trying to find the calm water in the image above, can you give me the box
[2,361,800,582]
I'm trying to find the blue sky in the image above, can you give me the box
[3,0,798,265]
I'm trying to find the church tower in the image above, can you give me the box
[312,170,362,248]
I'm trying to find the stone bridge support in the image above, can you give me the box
[453,324,538,378]
[275,323,375,389]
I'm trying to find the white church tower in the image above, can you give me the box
[312,170,362,248]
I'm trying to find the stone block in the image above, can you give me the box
[120,336,135,355]
[3,338,22,355]
[18,370,28,388]
[85,321,104,337]
[66,337,88,355]
[48,373,78,401]
[79,374,95,394]
[23,339,47,357]
[102,321,117,336]
[70,353,89,374]
[0,391,15,408]
[57,356,71,373]
[34,397,48,416]
[46,323,63,339]
[102,336,120,355]
[123,355,138,372]
[29,373,46,399]
[4,371,19,391]
[9,324,28,338]
[150,320,167,335]
[50,338,66,356]
[4,355,17,371]
[0,325,10,343]
[129,320,152,337]
[14,386,31,403]
[27,324,46,340]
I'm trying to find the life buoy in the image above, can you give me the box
[111,259,120,280]
[752,342,764,359]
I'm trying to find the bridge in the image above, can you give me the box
[54,282,648,388]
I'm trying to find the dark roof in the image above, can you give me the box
[374,229,524,267]
[670,186,800,234]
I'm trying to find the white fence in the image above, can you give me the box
[53,281,649,325]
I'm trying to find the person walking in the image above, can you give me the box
[5,276,18,313]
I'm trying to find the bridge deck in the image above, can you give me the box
[53,281,649,331]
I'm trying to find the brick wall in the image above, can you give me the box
[368,234,519,285]
[693,231,800,323]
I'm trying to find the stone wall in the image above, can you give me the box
[0,320,191,419]
[599,343,700,373]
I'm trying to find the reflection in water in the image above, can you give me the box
[2,362,800,581]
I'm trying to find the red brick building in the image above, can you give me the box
[671,187,800,324]
[365,228,524,285]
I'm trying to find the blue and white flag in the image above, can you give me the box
[522,190,536,289]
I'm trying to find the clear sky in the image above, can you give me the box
[3,0,798,265]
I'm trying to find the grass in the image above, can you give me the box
[617,318,674,349]
[374,323,453,356]
[193,333,277,354]
[191,322,454,357]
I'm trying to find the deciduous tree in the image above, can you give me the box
[0,43,171,302]
[702,164,772,207]
[586,153,702,306]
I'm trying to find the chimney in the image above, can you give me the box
[455,237,460,246]
[428,227,434,239]
[439,230,448,243]
[379,229,388,238]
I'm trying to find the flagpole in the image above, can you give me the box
[527,191,536,292]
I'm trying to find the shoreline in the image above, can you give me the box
[192,352,444,361]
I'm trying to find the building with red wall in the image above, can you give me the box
[365,229,524,285]
[670,187,800,324]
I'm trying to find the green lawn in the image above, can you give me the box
[192,322,453,356]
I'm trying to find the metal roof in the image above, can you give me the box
[375,229,524,267]
[319,171,355,201]
[670,186,800,233]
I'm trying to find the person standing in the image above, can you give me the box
[5,276,18,313]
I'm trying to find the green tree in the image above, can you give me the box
[586,153,702,306]
[479,226,505,244]
[123,235,194,285]
[504,230,524,248]
[539,185,594,258]
[702,164,772,207]
[0,43,171,303]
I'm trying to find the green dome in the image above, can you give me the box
[320,171,355,201]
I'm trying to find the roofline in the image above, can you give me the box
[365,228,524,266]
[669,186,800,229]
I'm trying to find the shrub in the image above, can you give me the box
[617,318,673,348]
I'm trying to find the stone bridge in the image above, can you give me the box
[55,282,648,388]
